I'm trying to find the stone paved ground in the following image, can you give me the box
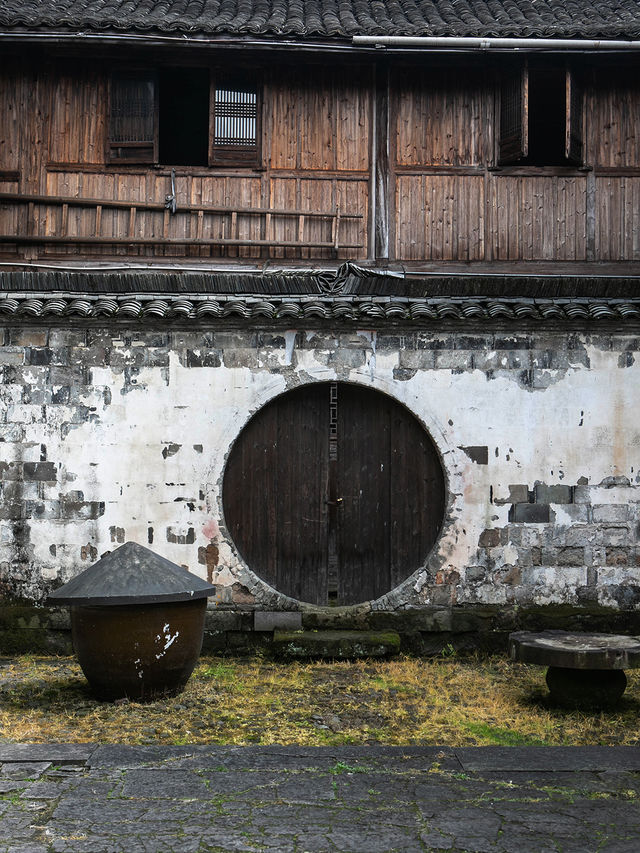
[0,745,638,852]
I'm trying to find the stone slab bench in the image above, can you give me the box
[509,630,640,708]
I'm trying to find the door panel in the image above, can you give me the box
[223,383,329,603]
[223,382,445,606]
[337,384,392,604]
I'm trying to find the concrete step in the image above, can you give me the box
[272,629,401,660]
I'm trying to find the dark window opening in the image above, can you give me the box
[498,62,583,167]
[159,68,210,167]
[108,68,261,168]
[526,67,567,166]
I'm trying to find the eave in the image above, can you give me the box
[1,268,639,326]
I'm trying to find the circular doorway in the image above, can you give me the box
[222,382,446,606]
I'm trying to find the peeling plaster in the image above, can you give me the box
[1,327,640,611]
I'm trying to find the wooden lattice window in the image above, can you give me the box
[498,62,583,166]
[108,69,261,168]
[210,75,261,167]
[108,73,157,163]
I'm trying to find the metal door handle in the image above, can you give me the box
[325,498,343,505]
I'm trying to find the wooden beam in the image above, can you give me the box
[0,192,362,219]
[0,235,364,249]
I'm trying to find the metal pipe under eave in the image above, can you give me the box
[352,36,640,51]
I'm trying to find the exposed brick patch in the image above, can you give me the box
[23,462,57,482]
[166,527,195,545]
[461,446,488,465]
[534,484,573,504]
[606,547,629,566]
[60,499,105,520]
[509,503,551,523]
[231,582,255,605]
[557,547,585,567]
[110,526,125,544]
[478,529,500,548]
[80,543,98,561]
[198,543,219,583]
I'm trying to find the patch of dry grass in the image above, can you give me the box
[0,654,639,747]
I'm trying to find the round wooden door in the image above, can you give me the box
[222,382,446,606]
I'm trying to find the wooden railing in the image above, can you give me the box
[0,192,364,253]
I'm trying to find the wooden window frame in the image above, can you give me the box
[565,68,584,165]
[497,61,584,167]
[107,68,262,169]
[209,73,262,168]
[107,71,158,164]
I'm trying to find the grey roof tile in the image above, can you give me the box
[1,0,640,40]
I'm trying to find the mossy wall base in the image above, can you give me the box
[3,601,638,658]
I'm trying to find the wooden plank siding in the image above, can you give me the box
[395,175,485,261]
[586,69,640,169]
[0,61,370,261]
[595,178,640,260]
[393,67,488,167]
[489,176,587,261]
[2,57,640,265]
[34,171,366,260]
[267,67,371,173]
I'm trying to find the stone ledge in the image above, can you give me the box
[272,629,401,660]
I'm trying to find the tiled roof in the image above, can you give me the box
[0,0,639,40]
[1,294,639,323]
[2,270,640,325]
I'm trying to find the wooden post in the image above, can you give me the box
[27,202,35,237]
[373,60,390,262]
[332,206,341,251]
[586,170,596,262]
[61,203,69,237]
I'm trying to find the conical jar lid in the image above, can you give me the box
[47,541,217,605]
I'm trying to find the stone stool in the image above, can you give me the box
[509,630,640,708]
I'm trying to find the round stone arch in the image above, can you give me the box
[222,380,447,606]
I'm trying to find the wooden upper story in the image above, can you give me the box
[2,0,640,271]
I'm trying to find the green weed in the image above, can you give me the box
[462,721,548,746]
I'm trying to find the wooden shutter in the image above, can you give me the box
[210,74,260,166]
[498,64,528,165]
[565,68,584,164]
[108,73,157,163]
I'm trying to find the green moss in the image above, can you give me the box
[462,721,548,747]
[0,603,71,654]
[272,629,401,660]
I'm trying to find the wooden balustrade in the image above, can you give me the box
[0,192,363,253]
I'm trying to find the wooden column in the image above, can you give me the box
[372,60,390,262]
[586,170,596,262]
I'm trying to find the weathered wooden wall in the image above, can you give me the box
[393,68,488,167]
[390,63,640,263]
[0,60,370,261]
[2,58,640,264]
